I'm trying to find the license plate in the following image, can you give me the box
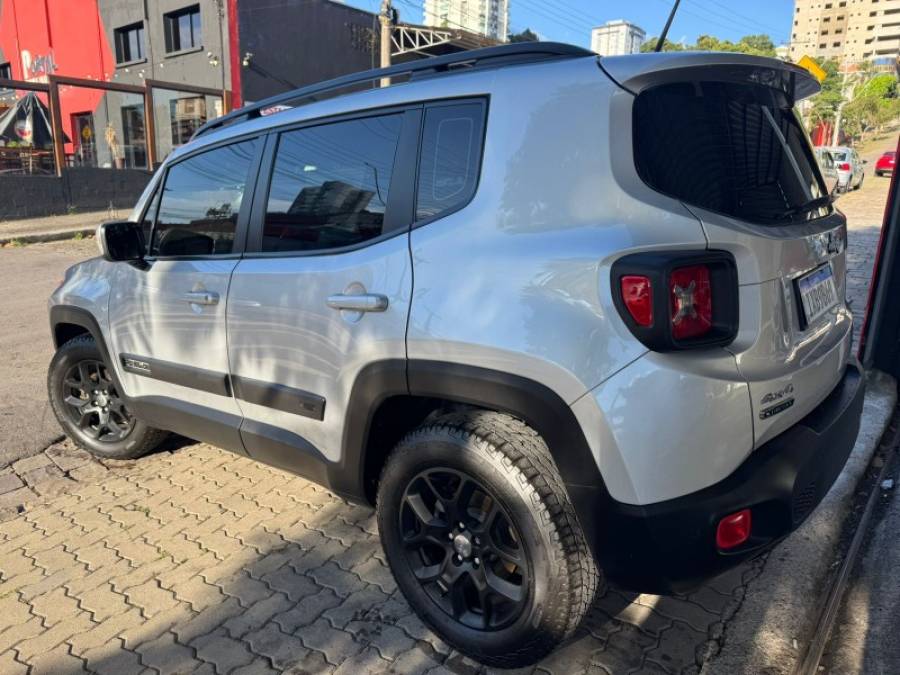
[797,263,838,327]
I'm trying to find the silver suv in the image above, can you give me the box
[47,44,865,667]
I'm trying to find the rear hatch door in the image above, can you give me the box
[603,53,853,446]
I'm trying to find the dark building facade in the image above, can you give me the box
[233,0,493,102]
[0,0,230,169]
[0,0,488,171]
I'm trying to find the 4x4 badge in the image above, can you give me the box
[761,383,794,405]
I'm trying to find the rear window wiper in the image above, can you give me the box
[778,194,833,221]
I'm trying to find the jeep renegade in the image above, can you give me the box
[47,44,865,667]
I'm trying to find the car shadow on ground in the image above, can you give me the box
[3,440,765,675]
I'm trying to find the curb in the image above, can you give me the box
[703,371,898,675]
[0,227,95,246]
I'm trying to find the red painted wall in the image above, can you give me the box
[0,0,114,152]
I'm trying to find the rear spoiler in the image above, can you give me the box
[599,52,821,104]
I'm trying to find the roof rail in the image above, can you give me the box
[192,42,593,140]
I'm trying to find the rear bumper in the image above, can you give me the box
[597,362,865,594]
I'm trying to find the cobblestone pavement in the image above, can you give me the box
[0,145,890,674]
[0,439,761,675]
[840,167,891,348]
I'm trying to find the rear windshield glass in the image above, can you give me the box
[831,151,848,161]
[633,81,831,225]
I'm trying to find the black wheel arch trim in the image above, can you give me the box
[337,359,613,560]
[50,306,120,385]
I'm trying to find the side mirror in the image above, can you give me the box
[97,221,145,262]
[862,159,869,165]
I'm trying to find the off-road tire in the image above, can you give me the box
[377,410,602,668]
[48,334,167,459]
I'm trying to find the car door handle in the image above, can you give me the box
[326,293,389,312]
[182,291,219,306]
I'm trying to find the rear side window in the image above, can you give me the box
[263,114,402,253]
[633,82,830,225]
[152,139,258,256]
[416,102,485,222]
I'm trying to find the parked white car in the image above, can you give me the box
[825,145,866,191]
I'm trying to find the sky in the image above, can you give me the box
[344,0,796,49]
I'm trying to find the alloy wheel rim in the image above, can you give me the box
[60,359,134,443]
[399,467,530,631]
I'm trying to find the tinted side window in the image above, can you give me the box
[416,102,485,221]
[152,139,257,256]
[263,114,402,253]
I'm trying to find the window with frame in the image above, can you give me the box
[152,139,258,257]
[170,96,207,146]
[415,102,485,222]
[263,114,402,253]
[114,23,145,64]
[0,62,11,79]
[164,5,201,54]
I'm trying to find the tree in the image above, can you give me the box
[640,37,683,52]
[735,34,776,57]
[858,73,897,100]
[640,33,774,56]
[809,59,843,127]
[508,28,539,43]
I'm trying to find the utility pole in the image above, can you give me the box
[379,0,393,87]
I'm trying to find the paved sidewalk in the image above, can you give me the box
[0,210,117,245]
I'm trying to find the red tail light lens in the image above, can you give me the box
[620,275,653,327]
[669,265,712,340]
[716,509,752,550]
[838,162,851,171]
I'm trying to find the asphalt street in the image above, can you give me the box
[0,238,97,466]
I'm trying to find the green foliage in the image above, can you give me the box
[810,59,844,125]
[858,74,897,99]
[841,71,899,139]
[640,33,775,56]
[640,37,683,52]
[508,28,539,43]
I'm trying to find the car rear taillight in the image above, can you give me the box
[838,162,851,171]
[620,275,653,327]
[611,251,738,352]
[716,509,752,550]
[670,265,712,340]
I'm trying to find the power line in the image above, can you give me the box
[691,0,788,38]
[649,0,783,43]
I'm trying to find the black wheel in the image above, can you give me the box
[377,410,601,667]
[48,335,167,459]
[855,173,864,190]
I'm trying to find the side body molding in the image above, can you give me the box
[45,317,612,558]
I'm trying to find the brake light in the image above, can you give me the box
[620,275,653,327]
[611,250,738,352]
[716,509,752,550]
[670,265,712,340]
[838,162,851,171]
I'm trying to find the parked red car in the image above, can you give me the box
[875,151,896,176]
